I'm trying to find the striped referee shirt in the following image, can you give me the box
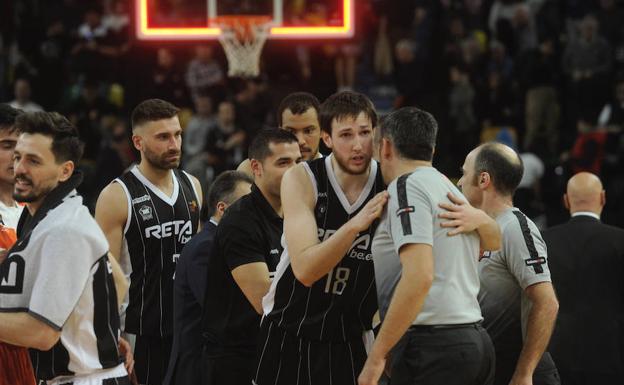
[478,207,552,347]
[0,182,124,382]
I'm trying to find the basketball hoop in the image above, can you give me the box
[214,16,272,78]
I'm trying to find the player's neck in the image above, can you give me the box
[481,192,513,218]
[0,183,16,208]
[256,182,282,217]
[137,161,173,189]
[331,156,371,194]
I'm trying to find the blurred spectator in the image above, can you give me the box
[102,0,130,37]
[35,19,70,109]
[203,101,246,181]
[449,64,478,161]
[71,7,126,82]
[487,40,514,83]
[462,0,488,32]
[183,95,216,187]
[593,0,624,46]
[518,38,560,155]
[94,116,137,194]
[185,45,225,101]
[147,48,188,107]
[516,144,547,228]
[563,15,612,123]
[393,39,427,107]
[66,80,116,163]
[489,0,542,55]
[232,79,271,136]
[477,71,516,127]
[8,78,43,112]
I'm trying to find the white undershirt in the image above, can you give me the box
[571,211,601,220]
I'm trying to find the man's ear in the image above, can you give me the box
[321,131,332,149]
[131,134,142,151]
[250,159,262,179]
[59,160,75,182]
[600,190,606,207]
[381,138,393,160]
[215,201,227,217]
[563,193,570,210]
[478,172,491,190]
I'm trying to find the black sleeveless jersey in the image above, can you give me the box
[116,166,200,336]
[264,155,385,342]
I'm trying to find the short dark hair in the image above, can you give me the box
[131,99,179,130]
[474,142,524,196]
[319,91,377,134]
[203,171,253,220]
[379,107,438,161]
[0,104,22,133]
[248,128,298,162]
[277,92,321,126]
[15,111,84,164]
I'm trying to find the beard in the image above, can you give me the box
[333,151,371,176]
[144,146,181,170]
[13,175,53,203]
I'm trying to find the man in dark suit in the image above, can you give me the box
[163,171,253,385]
[543,172,624,385]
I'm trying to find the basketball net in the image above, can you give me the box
[215,17,271,78]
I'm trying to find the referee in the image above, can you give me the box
[360,107,499,385]
[200,129,301,385]
[454,142,560,385]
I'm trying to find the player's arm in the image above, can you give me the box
[188,173,204,231]
[359,244,434,385]
[231,262,271,314]
[95,182,128,261]
[510,282,559,385]
[0,312,61,351]
[283,164,388,287]
[108,253,128,306]
[236,159,253,177]
[438,192,502,251]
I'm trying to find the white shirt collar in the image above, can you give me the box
[209,217,218,226]
[571,211,601,220]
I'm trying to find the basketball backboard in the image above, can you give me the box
[136,0,355,40]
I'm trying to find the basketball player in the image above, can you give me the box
[201,129,301,385]
[0,111,128,384]
[237,92,322,175]
[0,104,33,385]
[96,99,202,385]
[454,143,560,385]
[254,91,388,385]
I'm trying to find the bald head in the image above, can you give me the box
[565,172,605,215]
[473,142,523,196]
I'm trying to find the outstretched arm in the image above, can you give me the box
[284,165,388,286]
[438,192,502,251]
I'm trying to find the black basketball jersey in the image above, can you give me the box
[264,155,385,342]
[116,166,200,336]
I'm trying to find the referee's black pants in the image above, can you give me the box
[389,323,495,385]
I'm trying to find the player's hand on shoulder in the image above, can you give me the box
[438,192,489,236]
[350,191,388,233]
